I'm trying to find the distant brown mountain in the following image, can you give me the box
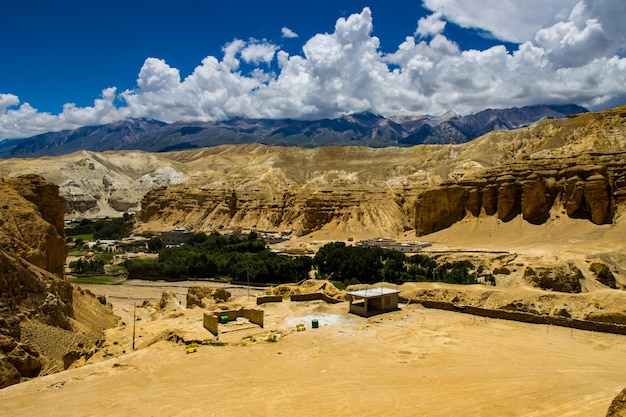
[0,104,587,158]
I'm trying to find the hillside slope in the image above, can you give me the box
[0,176,118,388]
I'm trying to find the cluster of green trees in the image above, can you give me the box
[68,257,106,276]
[124,232,312,283]
[312,242,478,286]
[66,214,134,240]
[123,235,479,286]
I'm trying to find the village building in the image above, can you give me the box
[357,238,432,253]
[346,287,401,317]
[161,227,193,246]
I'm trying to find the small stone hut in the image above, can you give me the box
[346,287,400,317]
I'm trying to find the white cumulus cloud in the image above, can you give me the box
[281,27,298,38]
[0,94,19,114]
[240,40,278,64]
[1,2,625,140]
[416,12,447,38]
[422,0,580,43]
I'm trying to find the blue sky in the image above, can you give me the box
[1,0,625,139]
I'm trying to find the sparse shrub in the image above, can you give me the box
[484,274,496,286]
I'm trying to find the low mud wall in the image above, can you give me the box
[203,314,219,337]
[412,299,626,335]
[203,308,264,335]
[256,295,283,305]
[290,293,343,304]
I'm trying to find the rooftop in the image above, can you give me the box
[347,287,400,298]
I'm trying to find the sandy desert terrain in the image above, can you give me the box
[2,105,626,415]
[1,277,625,417]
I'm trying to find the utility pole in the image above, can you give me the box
[132,302,136,350]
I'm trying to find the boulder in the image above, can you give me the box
[158,290,182,311]
[39,292,72,330]
[0,356,21,388]
[7,344,42,378]
[590,262,617,288]
[0,334,17,353]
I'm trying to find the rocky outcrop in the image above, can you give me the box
[521,173,551,223]
[415,187,468,235]
[413,153,625,235]
[0,176,71,323]
[523,264,584,293]
[0,176,73,387]
[137,150,626,238]
[0,176,118,388]
[139,185,416,238]
[2,175,68,277]
[590,262,617,288]
[186,287,231,308]
[607,388,626,417]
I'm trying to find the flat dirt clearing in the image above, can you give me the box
[1,282,625,417]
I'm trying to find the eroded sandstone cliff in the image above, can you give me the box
[0,175,117,388]
[414,152,626,235]
[411,106,626,234]
[135,106,626,239]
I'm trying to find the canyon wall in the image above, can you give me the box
[415,153,626,235]
[0,105,622,240]
[135,106,626,238]
[0,175,117,389]
[137,152,626,239]
[139,185,420,237]
[0,175,71,387]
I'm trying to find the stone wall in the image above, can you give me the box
[290,293,343,304]
[413,299,626,335]
[256,295,283,305]
[203,313,218,337]
[203,308,265,336]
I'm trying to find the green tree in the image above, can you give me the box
[147,236,163,252]
[69,257,105,276]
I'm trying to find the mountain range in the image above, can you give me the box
[0,104,587,158]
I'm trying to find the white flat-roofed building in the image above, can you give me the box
[347,287,400,317]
